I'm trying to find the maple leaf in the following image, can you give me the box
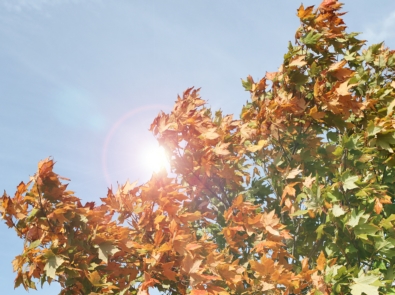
[97,242,119,264]
[286,166,303,179]
[303,174,316,188]
[213,142,231,156]
[289,55,307,67]
[316,251,326,271]
[44,252,64,279]
[246,140,267,152]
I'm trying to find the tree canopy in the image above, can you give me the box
[2,1,395,294]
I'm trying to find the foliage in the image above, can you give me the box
[2,1,395,294]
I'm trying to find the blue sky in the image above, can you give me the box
[1,1,395,294]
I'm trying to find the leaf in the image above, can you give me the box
[367,121,382,136]
[201,129,219,140]
[286,166,302,179]
[350,284,379,295]
[347,209,364,227]
[44,253,64,279]
[241,75,254,91]
[351,274,381,295]
[303,174,316,188]
[342,172,359,191]
[289,55,307,67]
[214,142,231,155]
[336,80,355,96]
[374,198,383,214]
[316,251,326,271]
[309,105,325,120]
[332,204,346,217]
[387,99,395,115]
[354,223,380,238]
[301,31,323,45]
[98,242,119,264]
[87,271,103,286]
[246,140,267,152]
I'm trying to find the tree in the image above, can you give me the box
[2,0,395,294]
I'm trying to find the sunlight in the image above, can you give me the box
[141,145,170,173]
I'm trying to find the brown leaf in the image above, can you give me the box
[309,105,325,120]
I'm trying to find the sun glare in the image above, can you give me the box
[142,145,170,173]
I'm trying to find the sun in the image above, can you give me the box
[141,145,170,173]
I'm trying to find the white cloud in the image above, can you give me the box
[363,10,395,45]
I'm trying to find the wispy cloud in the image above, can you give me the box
[1,0,99,12]
[363,10,395,45]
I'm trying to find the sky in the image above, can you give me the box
[1,1,395,294]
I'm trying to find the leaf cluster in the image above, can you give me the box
[3,1,395,294]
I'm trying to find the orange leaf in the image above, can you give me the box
[162,262,177,281]
[289,55,307,67]
[316,251,326,271]
[179,211,201,223]
[186,243,202,251]
[374,198,383,214]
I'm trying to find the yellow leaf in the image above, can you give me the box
[246,140,267,152]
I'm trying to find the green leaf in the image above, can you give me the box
[290,209,309,217]
[354,223,380,238]
[342,173,359,191]
[351,274,381,295]
[44,253,64,279]
[289,71,309,86]
[97,242,119,264]
[28,239,41,250]
[241,78,253,91]
[301,31,323,45]
[367,121,382,136]
[347,209,364,227]
[26,208,40,222]
[332,204,346,217]
[376,133,395,152]
[350,283,379,295]
[379,214,395,229]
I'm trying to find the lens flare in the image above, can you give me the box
[141,145,169,173]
